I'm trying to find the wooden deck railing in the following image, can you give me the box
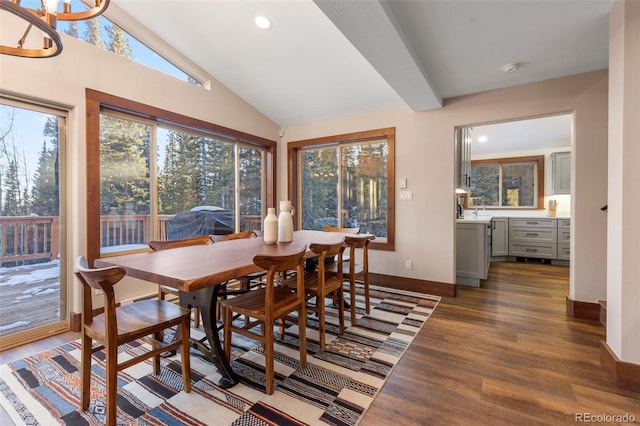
[0,216,60,264]
[1,214,262,265]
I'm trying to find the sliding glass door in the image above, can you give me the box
[0,98,67,349]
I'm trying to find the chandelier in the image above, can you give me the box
[0,0,110,58]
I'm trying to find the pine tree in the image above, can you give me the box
[107,24,132,58]
[99,115,150,215]
[83,18,105,48]
[31,140,59,216]
[63,21,79,38]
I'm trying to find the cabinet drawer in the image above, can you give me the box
[559,229,570,242]
[509,227,557,243]
[509,242,557,259]
[509,218,556,228]
[558,219,571,228]
[558,243,570,260]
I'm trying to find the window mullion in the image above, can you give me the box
[337,146,344,228]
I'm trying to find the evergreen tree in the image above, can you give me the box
[99,115,150,215]
[83,18,105,48]
[31,116,60,215]
[63,21,79,38]
[31,140,59,216]
[106,24,132,57]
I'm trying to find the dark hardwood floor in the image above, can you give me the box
[2,261,638,425]
[363,261,640,425]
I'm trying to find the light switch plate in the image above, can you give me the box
[400,189,413,200]
[399,177,407,189]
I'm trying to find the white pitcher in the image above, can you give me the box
[278,200,295,242]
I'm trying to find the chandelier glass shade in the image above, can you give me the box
[0,0,110,58]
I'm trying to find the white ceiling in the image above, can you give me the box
[469,114,573,157]
[111,0,613,136]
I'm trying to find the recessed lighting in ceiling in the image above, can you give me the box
[502,63,519,73]
[478,136,488,143]
[255,15,272,30]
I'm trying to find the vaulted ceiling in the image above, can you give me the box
[112,0,613,133]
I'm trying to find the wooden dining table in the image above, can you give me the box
[95,229,364,388]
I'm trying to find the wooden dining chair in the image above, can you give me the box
[212,230,266,290]
[221,247,307,395]
[322,225,360,234]
[327,236,371,324]
[75,256,192,426]
[148,234,214,328]
[282,242,345,351]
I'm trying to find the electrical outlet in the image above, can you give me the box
[405,259,413,270]
[94,289,103,296]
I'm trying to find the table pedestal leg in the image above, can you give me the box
[179,286,238,388]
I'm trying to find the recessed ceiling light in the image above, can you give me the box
[255,15,272,30]
[502,63,519,73]
[478,136,488,143]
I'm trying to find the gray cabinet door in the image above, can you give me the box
[551,151,571,194]
[491,218,509,256]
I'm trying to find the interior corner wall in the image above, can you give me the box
[281,70,608,301]
[0,34,280,314]
[607,0,640,363]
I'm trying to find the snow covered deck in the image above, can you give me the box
[0,260,61,338]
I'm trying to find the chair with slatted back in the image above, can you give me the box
[221,248,307,395]
[211,230,266,290]
[148,234,214,328]
[322,225,360,234]
[75,256,192,426]
[282,242,345,351]
[327,236,371,325]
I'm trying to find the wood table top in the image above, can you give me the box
[95,230,364,292]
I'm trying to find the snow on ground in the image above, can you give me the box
[0,259,60,286]
[0,321,31,332]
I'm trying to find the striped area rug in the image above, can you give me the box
[0,285,439,425]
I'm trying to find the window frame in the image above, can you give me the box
[287,127,395,251]
[469,155,544,209]
[0,95,70,348]
[85,89,277,264]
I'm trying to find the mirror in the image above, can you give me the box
[462,114,572,212]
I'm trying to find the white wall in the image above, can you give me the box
[0,33,281,311]
[607,0,640,363]
[282,70,608,304]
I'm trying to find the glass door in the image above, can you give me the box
[0,98,67,349]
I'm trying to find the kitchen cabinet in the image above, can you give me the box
[508,218,558,260]
[551,151,571,194]
[491,218,509,256]
[456,222,490,287]
[455,128,472,191]
[557,219,571,260]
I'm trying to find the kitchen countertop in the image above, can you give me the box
[456,216,492,224]
[456,210,570,223]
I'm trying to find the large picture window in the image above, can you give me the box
[469,156,544,209]
[288,128,395,251]
[86,90,276,262]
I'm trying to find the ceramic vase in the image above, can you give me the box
[263,208,278,244]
